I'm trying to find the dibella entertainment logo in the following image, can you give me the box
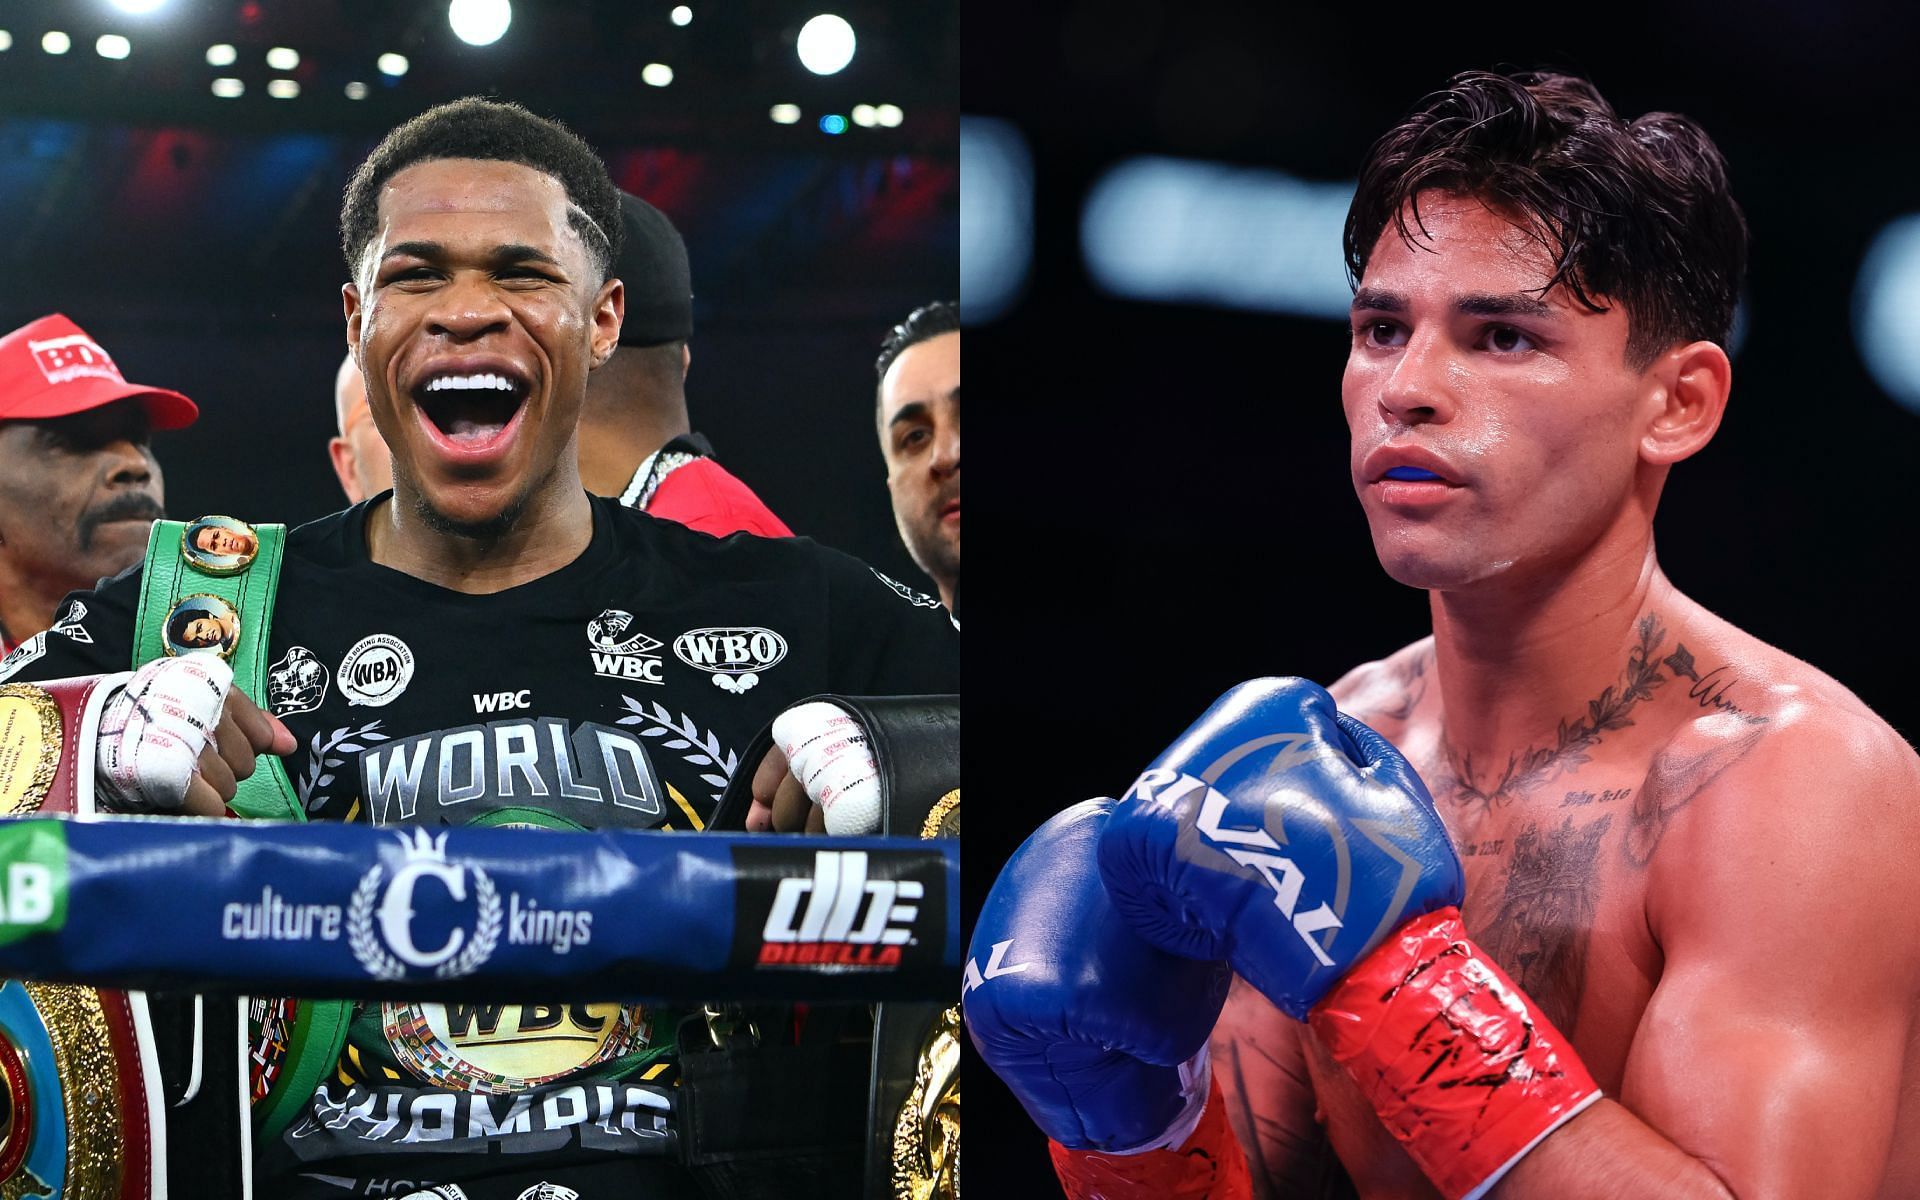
[730,846,945,972]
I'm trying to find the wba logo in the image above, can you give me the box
[587,609,665,685]
[338,634,415,708]
[1127,765,1343,967]
[735,848,944,971]
[674,627,787,695]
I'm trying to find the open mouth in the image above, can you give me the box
[413,371,529,450]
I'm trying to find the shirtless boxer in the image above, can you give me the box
[968,70,1920,1200]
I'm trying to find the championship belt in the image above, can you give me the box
[709,695,960,1200]
[131,518,352,1175]
[0,675,176,1199]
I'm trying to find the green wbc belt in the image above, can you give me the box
[133,515,351,1145]
[133,516,301,823]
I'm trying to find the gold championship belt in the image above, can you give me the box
[0,676,174,1199]
[891,789,960,1200]
[374,807,654,1098]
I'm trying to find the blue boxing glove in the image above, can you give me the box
[962,799,1232,1155]
[1096,676,1465,1017]
[1096,679,1603,1200]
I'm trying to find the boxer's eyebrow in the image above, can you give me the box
[380,241,563,269]
[888,401,930,429]
[1456,293,1554,319]
[381,240,445,263]
[1351,288,1404,313]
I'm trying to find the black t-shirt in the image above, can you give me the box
[1,494,959,1198]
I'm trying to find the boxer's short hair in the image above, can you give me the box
[1345,70,1748,368]
[339,97,624,282]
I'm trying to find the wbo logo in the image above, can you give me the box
[348,830,503,981]
[673,627,787,695]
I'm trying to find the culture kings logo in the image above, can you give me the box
[731,846,945,972]
[213,830,593,983]
[586,609,665,685]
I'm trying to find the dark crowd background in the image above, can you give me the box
[966,0,1920,1190]
[0,0,957,585]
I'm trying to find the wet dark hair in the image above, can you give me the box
[1345,70,1748,368]
[340,97,623,281]
[876,300,960,383]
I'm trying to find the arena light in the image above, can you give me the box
[819,114,848,135]
[96,34,132,59]
[265,46,298,70]
[1081,156,1355,320]
[0,31,12,52]
[448,0,512,47]
[111,0,166,13]
[769,103,801,125]
[378,52,409,76]
[850,104,877,128]
[1854,214,1920,415]
[345,81,369,100]
[211,77,244,98]
[206,42,236,66]
[959,116,1033,325]
[796,14,854,76]
[875,103,903,128]
[267,78,299,99]
[42,31,71,55]
[642,62,673,87]
[671,5,693,25]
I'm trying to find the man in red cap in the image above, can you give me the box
[0,313,196,657]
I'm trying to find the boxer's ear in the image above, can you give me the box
[343,283,363,357]
[1639,339,1731,466]
[589,278,624,367]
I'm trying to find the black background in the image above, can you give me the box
[967,0,1920,1191]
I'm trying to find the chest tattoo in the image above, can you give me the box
[1624,723,1767,867]
[1473,813,1613,1034]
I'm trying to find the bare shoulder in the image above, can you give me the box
[1326,637,1436,736]
[1642,628,1920,939]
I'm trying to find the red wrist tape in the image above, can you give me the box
[1307,907,1600,1200]
[1048,1074,1251,1200]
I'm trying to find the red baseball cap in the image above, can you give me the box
[0,313,197,430]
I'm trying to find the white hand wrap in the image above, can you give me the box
[771,700,882,835]
[97,655,232,813]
